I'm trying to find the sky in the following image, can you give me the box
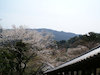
[0,0,100,34]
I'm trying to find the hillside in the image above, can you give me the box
[35,28,77,41]
[1,27,100,75]
[7,28,77,41]
[37,32,100,72]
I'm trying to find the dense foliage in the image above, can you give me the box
[0,40,30,75]
[0,25,100,75]
[0,25,54,75]
[56,32,100,50]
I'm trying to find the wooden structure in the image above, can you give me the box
[44,46,100,75]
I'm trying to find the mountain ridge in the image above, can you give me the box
[34,28,78,41]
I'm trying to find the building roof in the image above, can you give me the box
[44,45,100,73]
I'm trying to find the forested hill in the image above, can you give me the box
[69,32,100,47]
[35,28,77,41]
[6,28,77,41]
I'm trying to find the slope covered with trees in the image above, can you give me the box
[0,25,100,75]
[35,29,77,41]
[56,32,100,50]
[0,26,54,75]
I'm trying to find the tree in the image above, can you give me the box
[66,32,100,49]
[1,25,53,49]
[0,40,34,75]
[0,47,16,75]
[0,25,54,75]
[56,40,67,49]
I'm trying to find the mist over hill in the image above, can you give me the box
[35,28,78,41]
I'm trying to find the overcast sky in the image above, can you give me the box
[0,0,100,34]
